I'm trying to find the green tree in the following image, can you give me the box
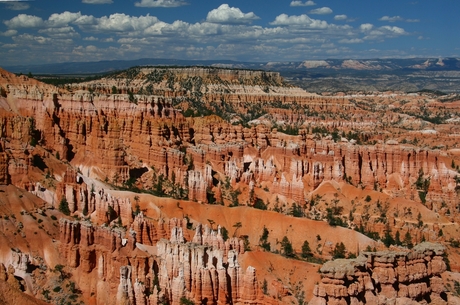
[291,202,304,217]
[128,90,137,104]
[262,279,268,295]
[281,236,295,257]
[59,198,70,216]
[220,226,229,241]
[382,224,395,247]
[332,242,346,259]
[259,226,270,251]
[232,222,242,237]
[301,240,312,258]
[395,230,402,246]
[403,231,413,249]
[254,198,267,210]
[112,86,118,94]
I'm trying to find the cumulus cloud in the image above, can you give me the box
[12,33,52,45]
[380,25,406,34]
[134,0,189,7]
[206,4,259,24]
[379,16,403,22]
[47,12,83,28]
[38,26,80,38]
[77,13,160,33]
[334,15,347,21]
[83,36,99,41]
[82,0,113,3]
[0,29,18,37]
[270,14,328,29]
[1,8,416,66]
[339,38,363,44]
[290,1,316,7]
[364,25,407,40]
[380,16,420,23]
[309,7,332,15]
[359,23,374,32]
[4,14,45,28]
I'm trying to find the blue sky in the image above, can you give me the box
[0,0,458,66]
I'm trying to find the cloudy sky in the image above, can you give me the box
[0,0,458,66]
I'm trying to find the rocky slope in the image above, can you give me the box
[0,66,459,304]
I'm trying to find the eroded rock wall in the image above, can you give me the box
[310,242,447,305]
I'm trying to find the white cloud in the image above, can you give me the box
[38,26,80,38]
[82,0,113,3]
[12,33,52,45]
[77,13,160,33]
[47,12,83,28]
[0,8,418,65]
[4,2,30,10]
[359,23,374,32]
[83,36,98,41]
[339,38,363,44]
[0,29,18,37]
[270,14,328,29]
[380,16,420,23]
[74,15,97,26]
[134,0,188,7]
[364,25,407,40]
[309,7,332,15]
[380,25,406,35]
[206,4,259,24]
[379,16,403,22]
[4,14,45,29]
[290,1,316,7]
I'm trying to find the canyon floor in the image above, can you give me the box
[0,66,460,304]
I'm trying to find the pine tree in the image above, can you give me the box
[281,236,294,257]
[395,230,402,246]
[301,240,312,258]
[259,226,270,251]
[404,231,413,249]
[332,242,346,259]
[59,198,70,216]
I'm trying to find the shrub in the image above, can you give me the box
[180,297,194,305]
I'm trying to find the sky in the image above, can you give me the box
[0,0,459,66]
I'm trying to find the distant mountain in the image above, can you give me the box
[4,57,460,93]
[4,57,460,75]
[3,58,254,75]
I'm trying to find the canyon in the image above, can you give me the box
[0,66,459,304]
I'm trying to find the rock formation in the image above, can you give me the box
[0,66,459,304]
[310,242,447,305]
